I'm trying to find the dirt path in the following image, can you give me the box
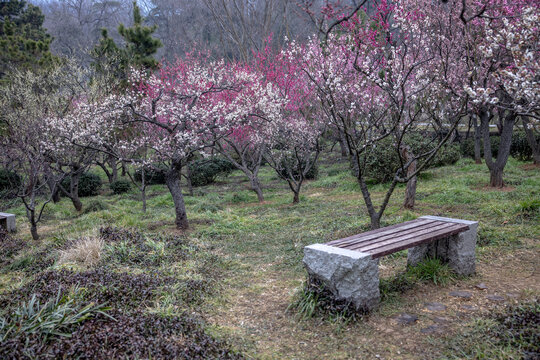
[209,244,539,359]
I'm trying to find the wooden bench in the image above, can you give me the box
[0,212,16,233]
[303,216,478,312]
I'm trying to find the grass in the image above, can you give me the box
[440,299,539,359]
[0,154,539,358]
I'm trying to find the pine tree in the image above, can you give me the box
[92,2,162,80]
[0,0,57,83]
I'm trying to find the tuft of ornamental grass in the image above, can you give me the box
[58,237,104,268]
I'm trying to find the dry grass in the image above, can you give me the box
[58,237,104,268]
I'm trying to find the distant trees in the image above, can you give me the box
[92,2,162,81]
[0,0,57,83]
[39,0,131,65]
[0,64,81,239]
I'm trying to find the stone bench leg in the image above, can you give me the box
[303,244,380,312]
[0,212,16,233]
[407,216,478,276]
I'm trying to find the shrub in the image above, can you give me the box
[352,135,461,183]
[133,165,167,185]
[431,144,462,167]
[0,229,26,267]
[351,138,399,183]
[82,199,109,214]
[58,237,104,268]
[189,158,235,187]
[109,179,131,194]
[277,157,319,180]
[460,136,501,158]
[61,172,102,197]
[0,169,20,192]
[5,269,176,311]
[510,131,540,161]
[0,309,242,360]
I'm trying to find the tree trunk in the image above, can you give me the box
[489,168,504,188]
[402,146,417,209]
[165,163,188,229]
[51,187,61,203]
[370,214,380,230]
[357,173,381,230]
[141,169,147,213]
[142,188,147,213]
[70,171,83,212]
[481,109,515,188]
[45,169,60,204]
[292,191,300,204]
[339,129,348,158]
[30,222,39,240]
[473,115,482,164]
[27,206,39,240]
[121,161,126,177]
[110,156,118,183]
[250,176,264,202]
[522,117,540,164]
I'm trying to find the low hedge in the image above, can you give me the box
[189,158,235,187]
[61,172,102,197]
[110,180,131,194]
[133,166,167,185]
[352,135,462,183]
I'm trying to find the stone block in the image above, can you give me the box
[407,216,478,275]
[0,212,16,232]
[303,244,380,312]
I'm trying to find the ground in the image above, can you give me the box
[1,154,539,359]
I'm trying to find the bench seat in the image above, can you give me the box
[303,216,478,312]
[325,218,469,259]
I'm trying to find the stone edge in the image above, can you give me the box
[304,243,371,259]
[419,215,478,227]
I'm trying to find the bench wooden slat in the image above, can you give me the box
[368,223,470,258]
[331,221,445,249]
[352,222,467,253]
[325,218,470,259]
[325,219,435,247]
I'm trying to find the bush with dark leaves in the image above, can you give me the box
[61,172,102,197]
[109,179,131,194]
[1,310,242,360]
[0,169,20,196]
[277,157,319,180]
[189,158,235,187]
[460,136,501,159]
[133,165,168,185]
[2,269,175,311]
[510,131,539,162]
[352,135,462,183]
[6,246,55,275]
[0,229,26,267]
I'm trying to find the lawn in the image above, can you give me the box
[1,153,539,359]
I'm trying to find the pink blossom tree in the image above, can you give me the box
[53,56,283,228]
[209,62,285,203]
[294,0,469,228]
[255,41,326,204]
